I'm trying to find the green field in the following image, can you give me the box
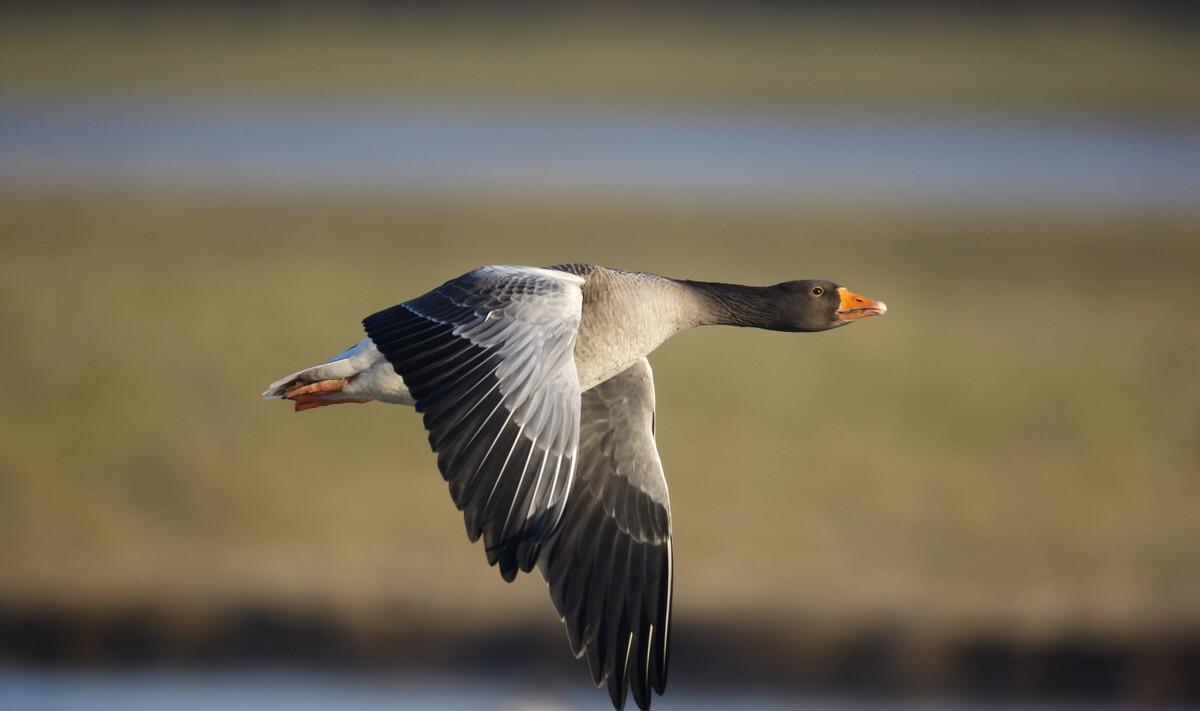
[2,14,1199,113]
[2,192,1198,647]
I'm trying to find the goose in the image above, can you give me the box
[262,264,886,709]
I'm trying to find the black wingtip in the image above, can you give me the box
[606,667,628,710]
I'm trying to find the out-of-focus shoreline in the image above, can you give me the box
[2,601,1198,703]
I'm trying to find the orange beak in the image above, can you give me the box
[837,287,888,321]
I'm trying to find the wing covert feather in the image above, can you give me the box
[364,266,584,580]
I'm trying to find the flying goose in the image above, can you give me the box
[263,264,886,709]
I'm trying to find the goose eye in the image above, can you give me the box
[811,286,824,296]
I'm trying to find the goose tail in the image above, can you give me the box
[262,337,413,411]
[261,340,368,398]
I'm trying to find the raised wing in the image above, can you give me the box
[539,358,673,710]
[363,266,584,581]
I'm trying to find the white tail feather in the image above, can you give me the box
[262,338,414,405]
[261,339,371,399]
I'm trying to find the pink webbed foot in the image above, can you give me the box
[284,378,349,398]
[282,378,371,412]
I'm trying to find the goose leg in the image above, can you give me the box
[291,394,371,412]
[284,378,350,398]
[283,378,371,412]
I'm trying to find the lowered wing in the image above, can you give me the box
[540,358,673,710]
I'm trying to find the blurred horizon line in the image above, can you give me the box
[4,96,1198,214]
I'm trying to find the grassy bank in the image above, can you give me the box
[2,14,1198,113]
[2,192,1198,646]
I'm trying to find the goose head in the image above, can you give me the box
[769,280,887,332]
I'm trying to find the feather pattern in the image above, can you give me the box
[364,266,585,580]
[265,264,885,711]
[539,358,672,710]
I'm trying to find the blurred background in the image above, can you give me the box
[2,2,1199,709]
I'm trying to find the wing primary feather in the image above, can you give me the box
[500,445,545,548]
[524,450,554,522]
[585,518,619,687]
[482,423,528,521]
[605,534,634,708]
[533,358,673,707]
[441,392,507,504]
[550,456,579,531]
[481,430,533,571]
[438,378,507,471]
[412,346,496,399]
[362,306,440,335]
[633,623,653,710]
[393,337,469,375]
[626,542,651,710]
[651,543,673,694]
[608,627,634,710]
[461,409,519,540]
[543,452,565,518]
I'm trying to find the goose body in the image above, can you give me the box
[263,264,886,709]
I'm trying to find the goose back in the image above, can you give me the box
[552,265,709,391]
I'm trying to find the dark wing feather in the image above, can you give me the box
[364,265,584,580]
[539,358,673,710]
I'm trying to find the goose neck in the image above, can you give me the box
[678,279,782,329]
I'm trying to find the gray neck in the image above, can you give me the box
[677,279,784,329]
